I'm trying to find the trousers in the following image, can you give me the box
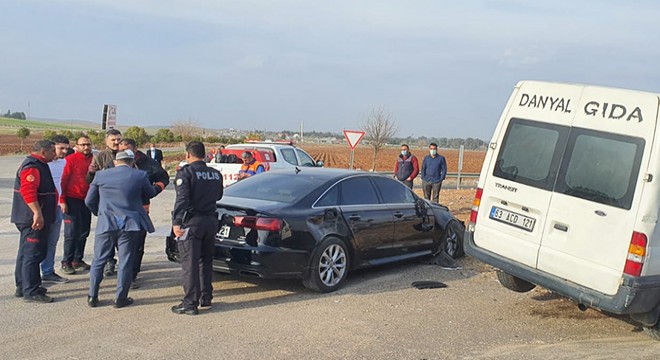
[15,223,51,296]
[88,230,139,300]
[41,209,62,275]
[62,198,92,264]
[177,216,218,307]
[422,180,443,203]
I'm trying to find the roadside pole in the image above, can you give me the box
[457,145,464,189]
[343,130,365,170]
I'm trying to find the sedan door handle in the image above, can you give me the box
[393,212,404,218]
[553,224,568,232]
[348,215,361,221]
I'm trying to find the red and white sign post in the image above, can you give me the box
[343,130,365,169]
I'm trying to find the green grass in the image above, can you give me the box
[0,117,93,131]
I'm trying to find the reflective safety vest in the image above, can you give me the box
[239,160,264,177]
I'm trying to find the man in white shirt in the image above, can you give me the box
[41,135,70,284]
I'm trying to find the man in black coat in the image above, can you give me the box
[146,143,163,166]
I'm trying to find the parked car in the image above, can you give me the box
[166,167,465,292]
[177,141,323,187]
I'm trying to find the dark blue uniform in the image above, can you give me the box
[173,161,223,310]
[11,156,57,298]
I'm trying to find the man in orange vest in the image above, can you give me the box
[237,152,265,181]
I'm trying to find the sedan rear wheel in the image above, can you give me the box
[303,238,349,293]
[443,220,465,259]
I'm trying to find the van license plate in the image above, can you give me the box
[490,206,535,232]
[218,225,230,238]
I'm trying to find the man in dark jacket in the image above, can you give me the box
[393,144,419,189]
[420,142,447,203]
[171,141,223,315]
[118,139,169,287]
[146,143,163,166]
[11,140,57,303]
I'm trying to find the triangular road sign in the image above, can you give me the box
[343,130,365,150]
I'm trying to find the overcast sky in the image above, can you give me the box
[1,0,659,140]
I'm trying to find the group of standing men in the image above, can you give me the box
[11,130,168,307]
[394,142,447,203]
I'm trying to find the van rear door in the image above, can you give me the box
[536,87,658,295]
[473,82,580,268]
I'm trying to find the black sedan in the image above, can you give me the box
[166,168,464,292]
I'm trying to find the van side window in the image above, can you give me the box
[493,118,568,190]
[555,130,644,210]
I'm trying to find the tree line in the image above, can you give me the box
[3,109,27,120]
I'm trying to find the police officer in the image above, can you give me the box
[171,141,223,315]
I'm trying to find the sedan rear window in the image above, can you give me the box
[225,172,326,203]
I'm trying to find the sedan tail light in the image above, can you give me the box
[233,216,282,231]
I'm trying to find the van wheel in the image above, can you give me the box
[643,322,660,340]
[303,238,349,293]
[496,270,536,293]
[443,220,465,259]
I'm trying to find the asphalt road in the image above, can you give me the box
[0,155,659,359]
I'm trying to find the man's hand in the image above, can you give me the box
[60,202,68,214]
[88,163,98,173]
[173,225,185,238]
[32,212,45,230]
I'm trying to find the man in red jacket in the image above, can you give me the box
[11,140,57,303]
[394,144,419,189]
[59,136,94,274]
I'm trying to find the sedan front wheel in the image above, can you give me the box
[443,220,465,259]
[303,238,349,293]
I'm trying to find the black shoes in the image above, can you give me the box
[61,262,76,275]
[171,303,198,315]
[87,296,99,308]
[104,262,116,277]
[15,287,47,298]
[24,293,54,303]
[199,299,212,308]
[42,272,70,284]
[72,260,91,272]
[113,297,134,308]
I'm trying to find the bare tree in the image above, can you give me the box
[171,118,201,142]
[362,106,398,171]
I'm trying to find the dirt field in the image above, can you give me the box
[299,144,485,173]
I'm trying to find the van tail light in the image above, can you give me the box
[469,188,484,228]
[623,231,647,277]
[233,216,282,232]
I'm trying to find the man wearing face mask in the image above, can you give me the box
[393,144,419,189]
[146,143,163,166]
[420,142,447,203]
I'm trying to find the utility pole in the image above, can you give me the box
[300,120,304,143]
[27,100,30,120]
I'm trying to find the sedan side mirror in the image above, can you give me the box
[316,160,324,167]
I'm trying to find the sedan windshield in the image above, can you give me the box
[224,172,329,203]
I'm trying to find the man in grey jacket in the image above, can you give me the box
[84,150,160,308]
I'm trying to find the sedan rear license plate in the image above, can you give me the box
[490,206,535,232]
[218,225,230,238]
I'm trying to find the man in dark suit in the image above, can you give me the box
[84,149,161,308]
[146,143,163,166]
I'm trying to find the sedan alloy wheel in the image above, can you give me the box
[303,238,350,293]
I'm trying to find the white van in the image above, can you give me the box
[465,80,660,339]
